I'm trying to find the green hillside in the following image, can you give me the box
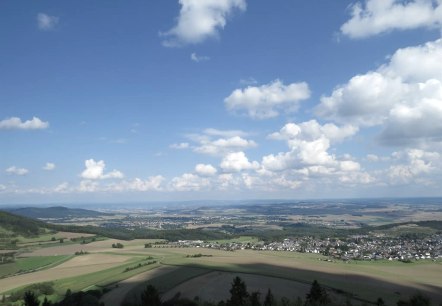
[0,210,47,237]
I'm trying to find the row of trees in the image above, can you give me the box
[133,278,332,306]
[20,289,105,306]
[133,277,432,306]
[16,277,433,306]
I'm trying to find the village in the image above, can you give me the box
[169,232,442,262]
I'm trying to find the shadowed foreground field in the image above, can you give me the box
[121,257,442,306]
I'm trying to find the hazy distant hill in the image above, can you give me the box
[6,206,113,219]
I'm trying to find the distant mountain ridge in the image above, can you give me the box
[6,206,113,219]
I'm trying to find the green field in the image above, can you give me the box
[0,255,72,278]
[52,256,160,293]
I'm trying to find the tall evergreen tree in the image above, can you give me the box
[23,291,40,306]
[42,296,52,306]
[305,280,330,306]
[249,291,261,306]
[264,289,275,306]
[227,276,249,306]
[140,284,162,306]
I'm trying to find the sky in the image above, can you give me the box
[1,0,442,204]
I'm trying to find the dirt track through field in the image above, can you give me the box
[99,266,176,306]
[0,254,130,293]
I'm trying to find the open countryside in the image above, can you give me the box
[2,237,442,305]
[1,200,441,305]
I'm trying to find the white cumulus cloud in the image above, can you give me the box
[317,38,442,147]
[170,173,210,191]
[0,117,49,130]
[220,151,259,172]
[194,136,257,155]
[184,129,256,156]
[37,13,59,31]
[195,163,218,176]
[43,162,55,171]
[387,149,440,184]
[161,0,246,46]
[110,176,165,192]
[54,182,70,193]
[80,159,124,180]
[341,0,442,39]
[262,121,366,186]
[5,166,29,176]
[203,128,249,138]
[269,120,358,143]
[224,79,311,119]
[78,180,99,192]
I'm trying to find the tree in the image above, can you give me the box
[140,284,161,306]
[65,288,72,298]
[280,297,291,306]
[397,293,431,306]
[293,296,304,306]
[227,276,249,306]
[23,291,40,306]
[305,280,330,306]
[409,293,430,306]
[249,291,261,306]
[112,242,124,248]
[42,296,52,306]
[264,289,275,306]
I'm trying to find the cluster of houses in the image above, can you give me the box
[170,233,442,261]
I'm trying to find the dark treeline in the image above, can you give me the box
[16,277,433,306]
[368,220,442,231]
[123,277,433,306]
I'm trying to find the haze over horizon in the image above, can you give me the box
[2,1,442,205]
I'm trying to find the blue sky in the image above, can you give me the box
[1,0,442,204]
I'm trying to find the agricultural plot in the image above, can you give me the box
[0,255,72,278]
[19,238,128,256]
[0,253,133,293]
